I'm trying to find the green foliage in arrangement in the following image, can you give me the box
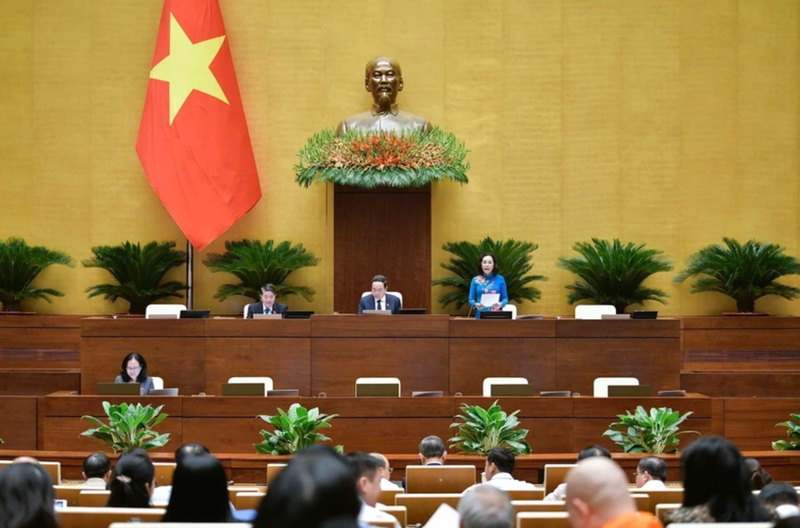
[0,237,74,312]
[557,238,673,313]
[772,413,800,451]
[603,406,698,454]
[255,403,342,455]
[203,239,319,303]
[82,241,187,314]
[674,238,800,313]
[81,402,170,452]
[295,127,469,188]
[449,400,532,455]
[432,237,547,311]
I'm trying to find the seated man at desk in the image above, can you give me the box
[358,275,401,314]
[246,284,287,318]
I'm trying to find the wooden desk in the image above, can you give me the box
[0,315,82,369]
[0,396,38,450]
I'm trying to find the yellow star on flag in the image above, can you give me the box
[149,14,229,125]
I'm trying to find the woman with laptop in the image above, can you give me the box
[468,253,508,318]
[114,352,155,395]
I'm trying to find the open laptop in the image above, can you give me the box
[356,383,400,397]
[399,308,427,315]
[608,385,652,397]
[149,388,179,396]
[361,310,392,316]
[222,383,265,396]
[97,383,140,395]
[267,389,300,397]
[253,313,282,320]
[479,311,513,320]
[490,384,536,396]
[180,309,210,319]
[148,314,178,319]
[283,310,314,319]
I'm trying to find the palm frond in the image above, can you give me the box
[0,237,75,311]
[83,241,187,314]
[203,239,319,303]
[675,238,800,312]
[557,238,673,313]
[432,237,547,312]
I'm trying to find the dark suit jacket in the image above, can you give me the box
[358,294,401,314]
[246,302,288,318]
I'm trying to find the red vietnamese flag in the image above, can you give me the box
[136,0,260,251]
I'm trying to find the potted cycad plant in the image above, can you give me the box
[255,403,342,455]
[81,402,170,452]
[449,400,531,455]
[603,406,698,453]
[432,237,547,312]
[0,237,74,312]
[674,238,800,314]
[203,239,319,304]
[772,414,800,451]
[83,241,188,314]
[557,238,673,313]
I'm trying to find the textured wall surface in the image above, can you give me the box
[0,0,798,315]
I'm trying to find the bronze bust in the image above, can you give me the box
[336,56,432,135]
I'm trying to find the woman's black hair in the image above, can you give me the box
[477,253,498,275]
[107,448,154,508]
[253,445,361,528]
[119,352,148,383]
[680,436,772,522]
[0,462,58,528]
[161,453,233,523]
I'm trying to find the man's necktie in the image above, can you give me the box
[377,299,382,311]
[265,308,271,315]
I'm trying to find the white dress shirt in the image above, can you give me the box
[381,478,403,490]
[359,500,401,528]
[637,479,667,490]
[82,478,108,489]
[374,295,387,310]
[467,472,537,492]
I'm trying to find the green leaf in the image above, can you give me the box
[603,407,698,454]
[80,401,170,452]
[0,237,75,312]
[449,401,531,455]
[773,413,800,451]
[253,403,339,454]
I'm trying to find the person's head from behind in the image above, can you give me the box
[419,435,446,464]
[458,484,514,528]
[254,445,361,528]
[261,284,277,308]
[479,253,497,276]
[0,462,57,528]
[371,275,388,299]
[120,352,148,383]
[485,447,515,481]
[174,442,210,467]
[347,452,383,507]
[162,453,232,523]
[82,452,112,483]
[746,457,773,490]
[577,445,611,462]
[107,448,155,508]
[681,436,768,522]
[565,457,635,528]
[369,452,392,481]
[635,456,667,487]
[759,482,800,519]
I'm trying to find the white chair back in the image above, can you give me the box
[361,291,404,305]
[574,305,616,320]
[483,377,528,397]
[593,377,639,397]
[228,377,274,395]
[502,304,517,319]
[151,377,164,390]
[145,304,186,319]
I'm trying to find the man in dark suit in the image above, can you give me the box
[358,274,402,314]
[245,284,288,318]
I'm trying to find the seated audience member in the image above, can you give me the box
[358,274,401,314]
[254,445,361,528]
[11,456,40,465]
[246,283,288,318]
[370,452,402,490]
[759,482,800,519]
[114,352,155,395]
[664,436,771,525]
[635,456,668,490]
[82,452,112,488]
[150,442,210,503]
[161,453,233,523]
[467,447,536,491]
[545,445,612,501]
[566,457,662,528]
[458,484,514,528]
[0,462,58,528]
[348,452,401,528]
[746,457,774,490]
[106,448,155,508]
[419,435,447,465]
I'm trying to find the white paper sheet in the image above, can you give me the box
[423,503,461,528]
[480,293,500,306]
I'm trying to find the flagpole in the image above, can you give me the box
[186,240,194,310]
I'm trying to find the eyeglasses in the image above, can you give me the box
[127,366,142,371]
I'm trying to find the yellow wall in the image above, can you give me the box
[1,0,798,316]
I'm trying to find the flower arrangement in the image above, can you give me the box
[295,127,469,189]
